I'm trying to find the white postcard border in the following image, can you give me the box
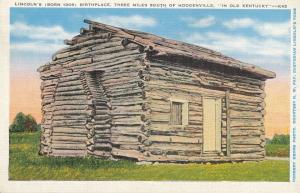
[1,0,300,192]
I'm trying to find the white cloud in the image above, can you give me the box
[181,16,216,28]
[10,41,66,54]
[92,15,157,29]
[10,22,76,41]
[223,18,290,37]
[10,22,74,57]
[255,21,290,37]
[184,32,290,57]
[182,31,290,67]
[223,18,255,29]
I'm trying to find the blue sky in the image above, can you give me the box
[10,8,291,79]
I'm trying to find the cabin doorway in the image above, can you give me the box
[202,97,222,153]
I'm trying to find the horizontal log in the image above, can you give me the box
[110,135,139,143]
[231,144,261,148]
[79,45,126,59]
[230,129,262,136]
[112,105,143,112]
[147,113,170,122]
[149,129,201,138]
[104,79,142,89]
[67,38,111,51]
[103,66,141,78]
[149,135,201,144]
[111,100,145,107]
[42,98,55,105]
[73,54,142,72]
[53,48,82,60]
[52,120,87,127]
[91,150,111,158]
[148,148,201,156]
[55,95,89,101]
[94,134,111,139]
[148,142,201,151]
[55,90,86,96]
[230,93,263,103]
[42,96,55,102]
[94,143,112,151]
[230,147,263,153]
[51,149,87,157]
[58,74,81,83]
[58,80,83,88]
[230,110,262,119]
[110,126,141,133]
[52,143,86,150]
[94,138,111,143]
[52,105,88,111]
[53,127,87,134]
[230,119,263,127]
[230,153,264,159]
[119,144,140,150]
[94,114,110,120]
[107,89,144,98]
[76,33,113,44]
[52,135,87,142]
[91,40,122,51]
[53,109,93,116]
[230,103,262,112]
[111,114,141,121]
[231,137,262,145]
[51,132,87,137]
[54,99,92,106]
[93,49,141,63]
[111,148,143,160]
[40,70,61,79]
[56,85,84,92]
[231,126,264,131]
[94,125,111,131]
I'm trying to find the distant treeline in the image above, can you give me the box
[267,134,290,145]
[10,112,40,132]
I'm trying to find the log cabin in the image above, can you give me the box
[37,19,276,163]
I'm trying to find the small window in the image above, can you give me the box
[171,102,183,125]
[170,99,189,126]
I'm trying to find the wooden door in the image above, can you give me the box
[203,98,221,153]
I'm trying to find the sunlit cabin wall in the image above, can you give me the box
[140,59,266,162]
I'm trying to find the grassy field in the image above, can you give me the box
[9,132,289,181]
[265,144,290,157]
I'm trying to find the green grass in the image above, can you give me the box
[266,144,290,157]
[9,131,289,181]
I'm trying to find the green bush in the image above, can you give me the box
[267,134,290,145]
[265,144,289,157]
[10,112,39,132]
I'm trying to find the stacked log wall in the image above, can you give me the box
[141,59,266,162]
[39,73,60,155]
[38,30,147,159]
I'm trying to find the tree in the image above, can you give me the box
[9,112,27,132]
[10,112,39,132]
[24,114,39,132]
